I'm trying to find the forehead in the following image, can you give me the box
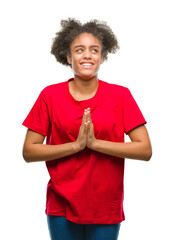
[71,33,101,47]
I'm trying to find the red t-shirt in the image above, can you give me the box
[22,78,146,224]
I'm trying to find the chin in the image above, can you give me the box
[79,75,97,81]
[76,72,98,80]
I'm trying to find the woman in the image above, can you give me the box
[22,18,152,240]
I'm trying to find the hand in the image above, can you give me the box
[75,109,88,150]
[86,108,97,149]
[75,108,97,150]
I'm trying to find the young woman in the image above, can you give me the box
[22,18,152,240]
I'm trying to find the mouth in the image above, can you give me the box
[80,62,94,68]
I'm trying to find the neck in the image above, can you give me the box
[72,75,99,95]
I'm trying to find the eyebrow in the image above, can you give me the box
[74,45,100,49]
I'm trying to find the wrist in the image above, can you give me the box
[74,140,84,152]
[88,138,98,150]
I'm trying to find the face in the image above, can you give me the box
[67,33,103,81]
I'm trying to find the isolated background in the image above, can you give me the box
[0,0,174,239]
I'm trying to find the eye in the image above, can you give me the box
[76,48,83,53]
[92,49,98,53]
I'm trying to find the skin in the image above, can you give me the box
[23,33,152,162]
[67,33,103,101]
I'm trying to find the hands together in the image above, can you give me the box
[76,108,97,150]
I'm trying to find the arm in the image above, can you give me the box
[90,125,152,161]
[85,109,152,161]
[22,129,80,163]
[23,110,88,163]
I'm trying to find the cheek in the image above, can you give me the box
[95,55,102,65]
[71,56,80,67]
[70,59,77,72]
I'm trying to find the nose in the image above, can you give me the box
[83,49,91,59]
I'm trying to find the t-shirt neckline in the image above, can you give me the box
[66,78,102,105]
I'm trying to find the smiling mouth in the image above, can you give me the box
[80,63,94,68]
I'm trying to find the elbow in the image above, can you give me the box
[23,154,30,163]
[143,146,152,161]
[22,148,32,163]
[144,152,152,161]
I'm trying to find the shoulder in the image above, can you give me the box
[100,80,129,96]
[40,81,67,97]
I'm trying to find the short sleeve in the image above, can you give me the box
[22,90,50,136]
[123,88,147,135]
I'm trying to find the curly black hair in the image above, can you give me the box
[51,18,119,66]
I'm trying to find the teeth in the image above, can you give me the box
[82,63,92,66]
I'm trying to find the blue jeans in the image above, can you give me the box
[47,215,121,240]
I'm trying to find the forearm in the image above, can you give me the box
[23,141,81,163]
[91,139,152,161]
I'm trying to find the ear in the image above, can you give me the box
[100,56,104,64]
[67,54,72,65]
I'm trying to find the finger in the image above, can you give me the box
[82,109,87,120]
[82,109,88,127]
[86,108,91,122]
[86,121,90,134]
[87,112,93,133]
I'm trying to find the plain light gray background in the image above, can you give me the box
[0,0,174,239]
